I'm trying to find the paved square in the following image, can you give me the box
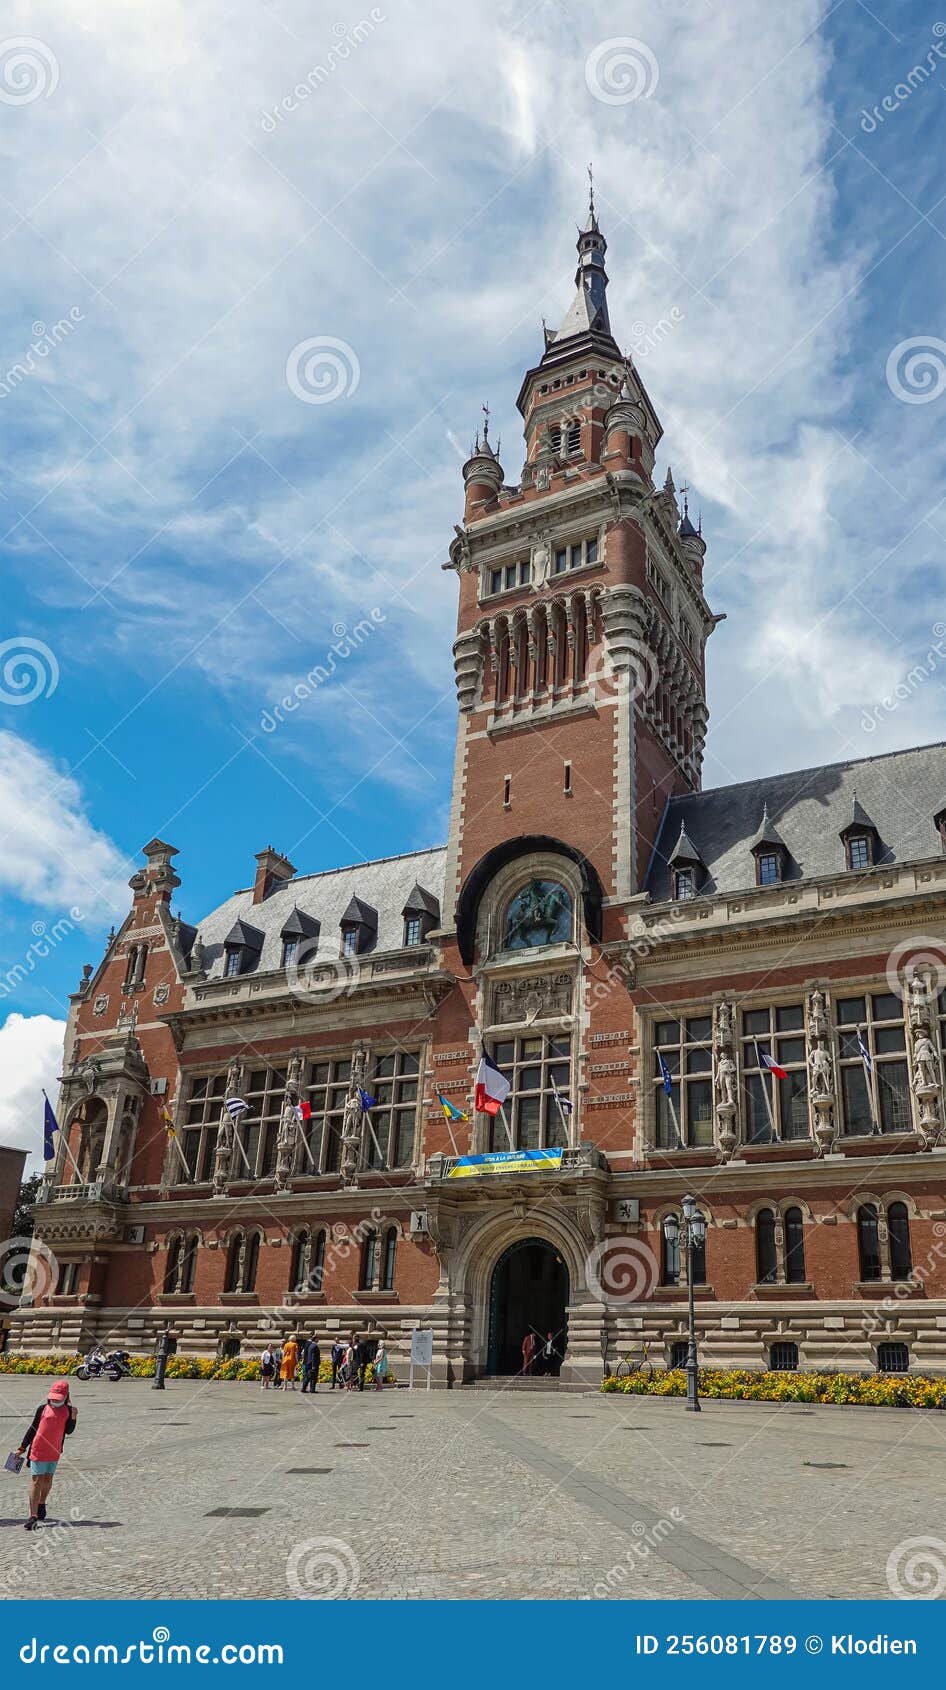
[0,1376,942,1600]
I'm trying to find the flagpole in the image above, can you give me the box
[44,1092,84,1184]
[754,1044,780,1142]
[666,1090,683,1150]
[551,1078,573,1148]
[437,1100,461,1160]
[859,1026,880,1135]
[231,1128,253,1175]
[362,1104,387,1168]
[293,1116,316,1170]
[498,1102,515,1151]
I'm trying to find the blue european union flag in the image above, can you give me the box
[358,1087,377,1112]
[657,1052,674,1097]
[42,1092,59,1161]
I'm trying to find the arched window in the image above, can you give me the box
[289,1229,309,1293]
[784,1207,806,1284]
[755,1209,778,1284]
[244,1231,260,1293]
[661,1224,680,1287]
[857,1204,882,1282]
[180,1235,198,1294]
[359,1230,378,1291]
[380,1227,397,1292]
[888,1201,912,1281]
[504,879,571,950]
[224,1233,243,1294]
[309,1229,326,1293]
[163,1236,182,1295]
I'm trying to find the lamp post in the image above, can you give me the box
[152,1328,171,1391]
[599,1324,610,1381]
[663,1195,707,1413]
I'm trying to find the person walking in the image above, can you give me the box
[15,1378,77,1530]
[280,1335,299,1391]
[344,1340,359,1391]
[330,1338,345,1390]
[356,1332,373,1392]
[539,1330,559,1378]
[372,1335,389,1391]
[521,1330,536,1377]
[260,1343,276,1390]
[302,1335,321,1394]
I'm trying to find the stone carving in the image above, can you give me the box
[154,984,170,1007]
[806,989,829,1043]
[902,969,944,1144]
[340,1044,368,1187]
[806,988,836,1155]
[531,536,551,588]
[275,1052,305,1192]
[93,995,109,1017]
[493,971,573,1027]
[213,1058,242,1195]
[712,1001,738,1160]
[189,935,205,975]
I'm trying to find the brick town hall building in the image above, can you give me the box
[15,201,946,1383]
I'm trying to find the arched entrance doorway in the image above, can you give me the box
[486,1238,569,1376]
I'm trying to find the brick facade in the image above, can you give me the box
[14,202,946,1383]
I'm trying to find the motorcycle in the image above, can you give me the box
[75,1347,132,1382]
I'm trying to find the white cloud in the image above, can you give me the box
[0,1012,64,1167]
[2,0,943,796]
[0,732,129,919]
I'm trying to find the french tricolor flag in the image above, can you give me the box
[756,1043,788,1080]
[474,1053,511,1117]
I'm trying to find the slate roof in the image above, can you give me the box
[193,847,446,979]
[644,740,946,902]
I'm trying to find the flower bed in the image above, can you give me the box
[0,1354,395,1385]
[601,1367,946,1408]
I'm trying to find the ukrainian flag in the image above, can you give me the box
[437,1092,469,1124]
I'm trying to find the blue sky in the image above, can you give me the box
[2,0,946,1152]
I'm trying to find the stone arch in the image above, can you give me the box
[452,1207,591,1377]
[456,835,604,964]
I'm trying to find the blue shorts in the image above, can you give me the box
[29,1460,58,1476]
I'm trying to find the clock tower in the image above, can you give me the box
[442,192,719,947]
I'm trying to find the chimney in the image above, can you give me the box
[253,846,296,904]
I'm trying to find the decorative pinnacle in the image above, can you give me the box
[587,161,595,222]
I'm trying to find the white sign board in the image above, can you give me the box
[409,1326,434,1389]
[410,1328,434,1366]
[615,1198,640,1224]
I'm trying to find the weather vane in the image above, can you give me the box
[587,161,595,219]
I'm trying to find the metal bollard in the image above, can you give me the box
[152,1329,171,1391]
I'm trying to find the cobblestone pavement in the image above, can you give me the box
[0,1376,942,1601]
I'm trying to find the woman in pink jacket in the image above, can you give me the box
[15,1378,77,1530]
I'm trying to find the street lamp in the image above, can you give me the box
[663,1195,707,1413]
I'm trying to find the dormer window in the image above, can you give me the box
[667,823,704,900]
[847,833,872,871]
[339,896,378,958]
[221,918,264,979]
[757,853,780,886]
[750,804,788,887]
[935,807,946,853]
[839,792,880,873]
[280,906,319,971]
[401,882,439,949]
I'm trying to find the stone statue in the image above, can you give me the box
[190,934,204,974]
[340,1045,368,1186]
[809,1044,833,1101]
[213,1058,242,1194]
[715,1001,734,1047]
[913,1032,940,1094]
[532,538,551,589]
[807,990,829,1042]
[909,969,932,1027]
[715,1050,737,1112]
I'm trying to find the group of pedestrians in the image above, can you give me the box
[260,1332,390,1392]
[520,1329,561,1377]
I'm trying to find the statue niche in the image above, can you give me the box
[504,879,571,951]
